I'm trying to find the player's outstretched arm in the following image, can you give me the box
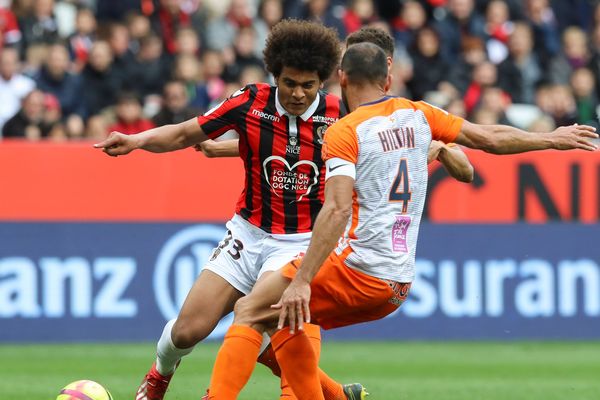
[428,141,474,183]
[194,139,240,158]
[454,121,598,154]
[94,118,209,156]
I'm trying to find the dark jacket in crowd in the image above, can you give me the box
[35,67,85,117]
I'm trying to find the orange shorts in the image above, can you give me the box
[281,252,411,330]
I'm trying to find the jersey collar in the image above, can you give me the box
[275,89,321,121]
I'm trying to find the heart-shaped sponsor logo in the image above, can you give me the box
[263,156,320,202]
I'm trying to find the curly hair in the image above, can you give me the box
[263,19,341,81]
[346,27,395,58]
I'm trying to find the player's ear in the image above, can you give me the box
[384,73,392,93]
[338,69,346,86]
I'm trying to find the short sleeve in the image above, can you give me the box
[321,121,358,164]
[197,85,254,139]
[414,101,464,144]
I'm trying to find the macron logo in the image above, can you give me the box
[252,109,280,122]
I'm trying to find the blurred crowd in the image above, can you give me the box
[0,0,599,141]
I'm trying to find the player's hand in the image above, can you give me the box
[272,279,311,334]
[427,140,444,164]
[93,132,139,157]
[550,124,598,151]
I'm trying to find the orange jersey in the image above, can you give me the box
[322,96,463,282]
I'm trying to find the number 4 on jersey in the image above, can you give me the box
[389,158,412,213]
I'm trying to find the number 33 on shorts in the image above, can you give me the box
[210,230,244,261]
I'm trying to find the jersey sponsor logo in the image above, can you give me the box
[392,215,411,253]
[262,156,319,202]
[252,108,281,122]
[312,115,338,125]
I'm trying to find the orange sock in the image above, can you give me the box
[259,324,344,400]
[304,324,344,400]
[208,325,262,400]
[319,370,345,400]
[257,344,281,377]
[271,328,324,400]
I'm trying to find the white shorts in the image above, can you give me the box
[203,214,311,294]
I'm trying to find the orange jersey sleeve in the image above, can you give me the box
[322,121,359,164]
[414,101,463,144]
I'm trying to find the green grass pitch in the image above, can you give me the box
[1,341,599,399]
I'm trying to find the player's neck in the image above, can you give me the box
[346,86,387,112]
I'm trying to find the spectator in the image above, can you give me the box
[128,34,171,98]
[239,64,267,87]
[22,42,48,76]
[81,40,121,118]
[253,0,284,58]
[570,67,598,127]
[433,0,486,63]
[172,54,210,112]
[407,26,448,101]
[299,0,347,39]
[223,26,263,83]
[125,11,151,54]
[463,60,499,114]
[441,35,487,96]
[105,22,135,83]
[548,26,590,85]
[107,92,155,135]
[151,0,193,54]
[589,24,600,96]
[483,0,513,64]
[68,7,96,72]
[536,83,577,126]
[524,0,560,67]
[19,0,60,49]
[2,89,62,140]
[392,0,427,49]
[343,0,377,35]
[152,80,197,126]
[0,6,22,49]
[497,22,543,104]
[478,85,511,124]
[35,43,85,137]
[201,50,226,103]
[205,0,253,51]
[0,47,35,132]
[174,26,200,56]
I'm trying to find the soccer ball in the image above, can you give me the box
[56,380,113,400]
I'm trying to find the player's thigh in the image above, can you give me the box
[233,270,291,329]
[173,269,244,344]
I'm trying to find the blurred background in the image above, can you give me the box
[0,0,599,398]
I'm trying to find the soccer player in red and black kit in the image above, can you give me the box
[95,20,365,400]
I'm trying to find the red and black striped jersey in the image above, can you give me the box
[197,83,346,234]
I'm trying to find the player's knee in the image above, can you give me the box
[171,317,212,348]
[232,296,261,326]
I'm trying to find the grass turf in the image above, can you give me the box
[1,341,599,399]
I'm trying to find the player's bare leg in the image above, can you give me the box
[136,269,243,400]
